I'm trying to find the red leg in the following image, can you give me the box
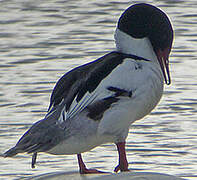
[77,154,106,174]
[114,142,129,173]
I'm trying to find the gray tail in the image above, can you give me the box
[4,147,38,169]
[4,147,19,157]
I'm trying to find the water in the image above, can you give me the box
[0,0,197,179]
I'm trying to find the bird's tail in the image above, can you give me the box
[4,146,38,168]
[4,146,19,157]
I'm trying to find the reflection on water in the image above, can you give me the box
[0,0,197,179]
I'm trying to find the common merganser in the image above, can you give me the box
[4,3,173,174]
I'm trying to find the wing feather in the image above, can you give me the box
[48,51,126,120]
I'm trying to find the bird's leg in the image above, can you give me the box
[77,154,106,174]
[114,142,129,173]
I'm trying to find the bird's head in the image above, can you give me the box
[117,3,174,85]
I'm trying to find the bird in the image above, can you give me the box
[4,3,173,174]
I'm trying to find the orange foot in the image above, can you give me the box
[77,154,108,174]
[80,168,107,174]
[114,164,129,173]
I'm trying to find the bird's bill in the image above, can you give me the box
[156,48,171,85]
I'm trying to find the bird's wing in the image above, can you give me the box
[47,51,131,122]
[48,52,150,123]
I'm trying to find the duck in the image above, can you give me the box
[4,3,173,174]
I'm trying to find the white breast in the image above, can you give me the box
[97,59,164,140]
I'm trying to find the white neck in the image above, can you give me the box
[114,28,158,64]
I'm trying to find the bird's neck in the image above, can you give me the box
[114,28,158,64]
